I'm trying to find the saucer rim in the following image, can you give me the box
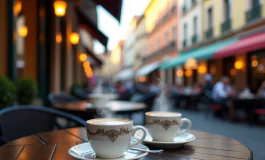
[68,142,149,160]
[144,133,196,144]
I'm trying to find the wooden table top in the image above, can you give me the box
[0,127,252,160]
[54,100,147,112]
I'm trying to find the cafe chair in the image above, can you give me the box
[47,93,80,106]
[72,88,89,100]
[254,108,265,124]
[201,93,223,119]
[0,106,86,144]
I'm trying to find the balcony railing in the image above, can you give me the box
[145,41,176,61]
[221,18,231,33]
[246,4,261,23]
[205,27,213,39]
[192,34,197,44]
[183,40,187,48]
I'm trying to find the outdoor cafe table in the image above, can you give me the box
[225,97,265,124]
[0,127,253,160]
[53,100,147,119]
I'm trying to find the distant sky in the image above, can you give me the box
[94,0,151,54]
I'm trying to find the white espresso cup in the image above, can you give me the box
[86,118,147,159]
[145,111,192,142]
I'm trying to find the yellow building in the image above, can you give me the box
[201,0,265,89]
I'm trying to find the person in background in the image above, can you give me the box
[149,82,160,94]
[204,73,213,96]
[212,76,235,101]
[257,81,265,98]
[211,76,236,120]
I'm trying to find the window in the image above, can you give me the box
[251,0,259,8]
[193,16,197,34]
[165,31,169,44]
[207,7,213,29]
[184,23,187,39]
[156,37,160,50]
[172,26,176,40]
[224,0,231,20]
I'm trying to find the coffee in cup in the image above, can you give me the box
[145,111,192,142]
[86,118,146,159]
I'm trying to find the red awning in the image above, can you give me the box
[214,32,265,59]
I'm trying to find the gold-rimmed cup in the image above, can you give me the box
[145,111,192,142]
[86,118,146,159]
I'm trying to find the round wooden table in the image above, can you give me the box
[226,97,265,124]
[54,100,147,119]
[0,127,252,160]
[54,100,146,112]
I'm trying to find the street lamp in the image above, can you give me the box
[53,0,67,17]
[70,32,79,45]
[18,25,28,37]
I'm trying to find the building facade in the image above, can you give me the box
[134,15,147,71]
[177,0,204,86]
[144,0,179,84]
[161,0,265,91]
[0,0,122,105]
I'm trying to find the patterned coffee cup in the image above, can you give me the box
[145,111,192,142]
[86,118,146,159]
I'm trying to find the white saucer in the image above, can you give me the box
[134,129,195,148]
[68,142,149,160]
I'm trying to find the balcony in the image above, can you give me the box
[145,41,176,61]
[221,18,231,33]
[192,34,197,44]
[182,6,187,14]
[183,40,187,48]
[205,27,213,39]
[191,0,197,6]
[171,5,176,13]
[246,4,261,23]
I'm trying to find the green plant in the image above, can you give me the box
[17,78,38,105]
[0,76,16,108]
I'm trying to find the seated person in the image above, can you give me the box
[212,76,235,102]
[211,76,236,120]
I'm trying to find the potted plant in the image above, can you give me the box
[16,78,38,105]
[0,76,16,108]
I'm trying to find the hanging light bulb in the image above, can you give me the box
[53,0,67,17]
[18,25,28,37]
[79,53,87,62]
[70,32,79,45]
[14,0,22,16]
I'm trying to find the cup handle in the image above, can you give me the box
[127,126,146,149]
[179,118,192,135]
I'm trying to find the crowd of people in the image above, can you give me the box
[93,74,265,120]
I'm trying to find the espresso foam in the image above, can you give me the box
[146,112,181,117]
[87,118,132,125]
